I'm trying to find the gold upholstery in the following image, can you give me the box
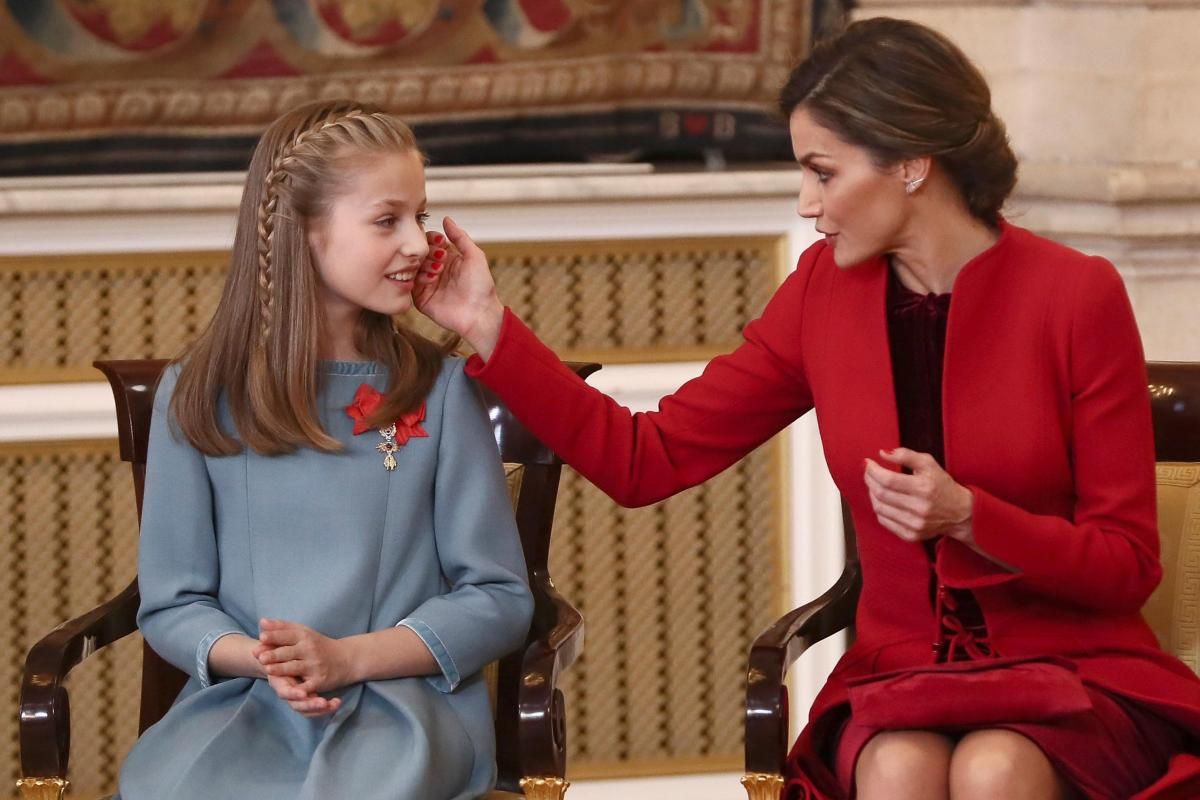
[1145,463,1200,673]
[489,464,570,798]
[504,463,525,510]
[479,464,525,719]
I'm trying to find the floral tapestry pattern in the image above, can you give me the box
[0,0,843,174]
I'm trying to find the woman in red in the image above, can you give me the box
[414,17,1200,800]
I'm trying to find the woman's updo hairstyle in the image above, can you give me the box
[779,17,1017,226]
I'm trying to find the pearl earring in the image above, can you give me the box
[906,177,925,194]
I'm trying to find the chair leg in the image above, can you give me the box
[741,773,785,800]
[519,776,570,799]
[15,778,68,800]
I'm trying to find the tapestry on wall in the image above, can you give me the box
[0,0,848,175]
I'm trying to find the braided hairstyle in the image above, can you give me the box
[172,100,454,456]
[778,17,1018,227]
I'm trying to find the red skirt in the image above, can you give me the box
[834,687,1183,799]
[789,656,1191,800]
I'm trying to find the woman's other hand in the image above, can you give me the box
[255,618,355,695]
[863,448,974,544]
[413,216,506,360]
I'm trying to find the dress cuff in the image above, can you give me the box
[935,487,1022,589]
[464,307,517,381]
[196,629,243,689]
[397,618,461,693]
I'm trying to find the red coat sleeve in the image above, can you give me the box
[939,258,1162,614]
[465,247,819,507]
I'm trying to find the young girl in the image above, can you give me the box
[115,100,534,800]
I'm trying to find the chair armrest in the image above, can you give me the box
[517,568,584,779]
[19,578,141,779]
[744,561,861,775]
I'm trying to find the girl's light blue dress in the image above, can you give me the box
[116,358,534,800]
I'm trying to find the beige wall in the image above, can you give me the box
[857,0,1200,360]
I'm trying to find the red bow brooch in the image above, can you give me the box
[345,383,428,471]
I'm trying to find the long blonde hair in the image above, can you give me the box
[171,100,455,456]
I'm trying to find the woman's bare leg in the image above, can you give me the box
[855,730,955,800]
[949,729,1076,800]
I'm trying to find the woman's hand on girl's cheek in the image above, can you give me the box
[417,230,448,284]
[411,217,504,356]
[256,618,356,694]
[412,229,453,309]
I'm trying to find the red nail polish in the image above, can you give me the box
[432,233,444,243]
[433,248,446,259]
[431,261,444,271]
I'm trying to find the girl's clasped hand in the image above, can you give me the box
[254,619,352,718]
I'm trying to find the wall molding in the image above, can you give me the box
[0,381,118,441]
[1,162,1196,256]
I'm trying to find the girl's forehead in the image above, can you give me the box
[335,150,425,199]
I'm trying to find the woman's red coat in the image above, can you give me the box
[466,223,1200,797]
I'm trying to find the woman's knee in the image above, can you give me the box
[949,729,1072,800]
[856,730,955,800]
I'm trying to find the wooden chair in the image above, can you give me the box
[18,358,600,800]
[740,362,1200,799]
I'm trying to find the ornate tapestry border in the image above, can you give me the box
[0,1,813,141]
[0,1,861,173]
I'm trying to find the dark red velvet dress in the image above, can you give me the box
[826,270,1187,798]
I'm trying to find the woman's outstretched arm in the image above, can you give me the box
[416,219,821,507]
